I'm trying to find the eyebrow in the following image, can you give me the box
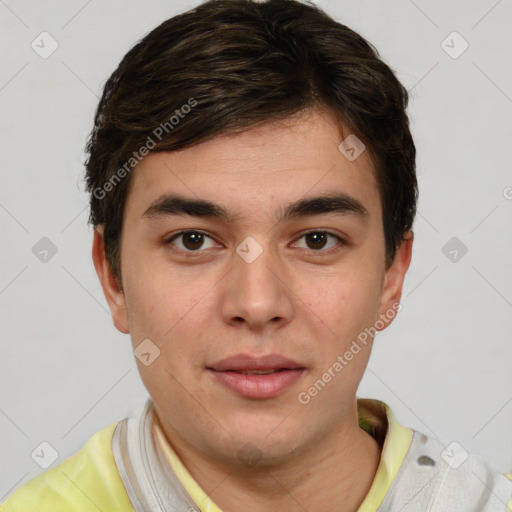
[142,192,368,223]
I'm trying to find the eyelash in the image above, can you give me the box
[164,230,346,257]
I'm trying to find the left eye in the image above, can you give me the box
[166,231,217,252]
[293,231,345,252]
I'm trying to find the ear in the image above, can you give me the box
[376,231,414,331]
[92,226,130,334]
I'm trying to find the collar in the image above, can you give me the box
[152,398,414,512]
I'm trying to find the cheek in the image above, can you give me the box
[298,265,383,339]
[123,267,219,396]
[123,256,211,341]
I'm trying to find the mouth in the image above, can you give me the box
[207,354,306,399]
[208,353,304,372]
[227,369,287,375]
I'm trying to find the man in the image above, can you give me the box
[2,0,511,510]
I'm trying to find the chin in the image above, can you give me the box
[216,424,310,468]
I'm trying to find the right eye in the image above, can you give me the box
[165,230,219,253]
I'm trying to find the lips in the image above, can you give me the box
[208,353,304,372]
[234,369,281,375]
[207,354,305,399]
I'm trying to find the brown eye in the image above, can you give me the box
[294,231,345,253]
[182,232,204,250]
[305,232,328,250]
[167,231,216,252]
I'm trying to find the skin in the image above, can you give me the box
[93,106,413,512]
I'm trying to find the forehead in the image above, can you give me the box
[124,108,381,224]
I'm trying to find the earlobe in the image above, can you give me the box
[92,226,130,334]
[376,231,414,331]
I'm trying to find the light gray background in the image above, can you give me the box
[1,0,511,499]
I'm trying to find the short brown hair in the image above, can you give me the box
[84,0,417,284]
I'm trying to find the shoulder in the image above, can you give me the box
[383,430,512,512]
[0,422,134,512]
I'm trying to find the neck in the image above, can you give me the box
[155,404,382,512]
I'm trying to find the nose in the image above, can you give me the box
[219,238,295,332]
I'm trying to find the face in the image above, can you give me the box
[94,107,412,467]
